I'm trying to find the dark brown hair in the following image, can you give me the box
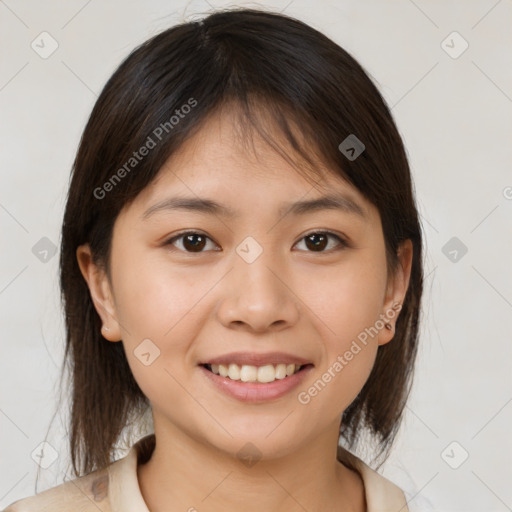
[57,7,423,477]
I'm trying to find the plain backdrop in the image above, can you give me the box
[1,1,511,511]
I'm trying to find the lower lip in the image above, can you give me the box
[199,365,314,403]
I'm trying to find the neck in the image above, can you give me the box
[136,418,365,512]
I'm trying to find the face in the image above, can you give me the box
[78,109,412,460]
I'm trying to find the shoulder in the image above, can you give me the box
[2,434,155,512]
[337,446,410,512]
[2,467,111,512]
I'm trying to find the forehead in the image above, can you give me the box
[132,107,374,216]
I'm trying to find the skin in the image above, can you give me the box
[77,108,412,512]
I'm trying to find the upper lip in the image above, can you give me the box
[200,351,313,367]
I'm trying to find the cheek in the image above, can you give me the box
[112,249,205,340]
[295,252,387,414]
[297,346,378,424]
[110,253,207,391]
[304,249,388,343]
[297,278,382,420]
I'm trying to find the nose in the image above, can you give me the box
[215,251,301,334]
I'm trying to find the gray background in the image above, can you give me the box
[1,0,511,510]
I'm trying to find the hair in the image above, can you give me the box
[58,7,423,477]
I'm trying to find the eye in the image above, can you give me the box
[164,231,219,253]
[164,230,349,254]
[294,231,348,253]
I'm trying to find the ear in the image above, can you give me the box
[378,239,413,346]
[76,244,122,342]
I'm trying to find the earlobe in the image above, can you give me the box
[76,244,122,342]
[378,239,413,346]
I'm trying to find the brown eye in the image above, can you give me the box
[305,233,328,251]
[165,231,218,253]
[295,231,347,253]
[182,233,206,252]
[165,230,347,254]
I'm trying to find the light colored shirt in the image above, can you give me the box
[2,434,410,512]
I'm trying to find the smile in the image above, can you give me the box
[199,362,314,403]
[204,363,305,383]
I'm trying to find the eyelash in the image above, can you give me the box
[163,230,350,254]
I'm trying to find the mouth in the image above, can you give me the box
[199,361,314,403]
[201,362,313,384]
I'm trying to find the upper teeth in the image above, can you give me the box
[209,363,302,383]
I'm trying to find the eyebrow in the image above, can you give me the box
[141,193,367,221]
